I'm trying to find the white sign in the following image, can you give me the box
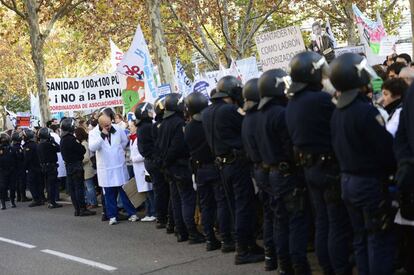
[110,39,124,72]
[378,36,398,56]
[47,73,123,112]
[255,26,306,72]
[335,45,366,57]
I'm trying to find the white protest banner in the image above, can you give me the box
[334,45,366,57]
[110,39,124,72]
[192,79,211,98]
[175,59,193,96]
[378,36,398,56]
[47,73,123,112]
[116,24,158,103]
[158,84,172,97]
[234,57,260,83]
[255,26,306,72]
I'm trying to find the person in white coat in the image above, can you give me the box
[89,110,138,225]
[129,121,156,222]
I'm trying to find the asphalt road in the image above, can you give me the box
[0,200,321,275]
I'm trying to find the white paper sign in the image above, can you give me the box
[334,45,366,57]
[255,26,306,72]
[47,73,123,112]
[378,36,398,56]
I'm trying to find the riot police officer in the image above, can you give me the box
[285,51,352,275]
[330,53,396,275]
[241,78,277,271]
[157,93,204,244]
[256,69,311,274]
[184,92,233,252]
[11,132,29,202]
[37,127,62,209]
[0,133,17,209]
[202,76,264,265]
[22,129,43,207]
[60,118,96,217]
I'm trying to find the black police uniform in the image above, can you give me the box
[184,116,233,250]
[60,132,87,216]
[203,99,260,260]
[158,112,202,242]
[37,137,61,208]
[286,89,352,275]
[0,142,17,209]
[12,141,28,202]
[23,140,43,206]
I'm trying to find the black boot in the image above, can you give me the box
[79,208,96,216]
[48,203,62,209]
[28,201,42,207]
[221,239,236,253]
[166,223,175,234]
[11,199,16,208]
[16,194,21,202]
[188,229,206,244]
[264,247,278,271]
[234,244,265,265]
[1,200,6,210]
[293,263,311,275]
[21,197,31,202]
[278,258,294,275]
[206,238,221,251]
[176,233,189,242]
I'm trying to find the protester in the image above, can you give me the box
[60,118,96,217]
[74,127,98,208]
[399,67,414,86]
[396,53,412,66]
[387,62,406,79]
[129,120,155,222]
[115,113,127,130]
[381,78,408,136]
[89,109,138,225]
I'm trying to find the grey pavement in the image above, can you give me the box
[0,200,321,275]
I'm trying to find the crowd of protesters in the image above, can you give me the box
[0,50,414,275]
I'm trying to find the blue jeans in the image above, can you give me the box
[84,178,98,206]
[104,186,136,219]
[145,191,156,217]
[341,174,396,275]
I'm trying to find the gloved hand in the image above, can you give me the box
[395,159,414,192]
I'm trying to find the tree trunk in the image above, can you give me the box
[146,0,175,90]
[344,3,358,46]
[24,0,50,126]
[410,0,414,58]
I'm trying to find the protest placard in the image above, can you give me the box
[334,45,366,57]
[47,73,123,112]
[255,26,306,72]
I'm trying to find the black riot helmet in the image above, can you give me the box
[287,51,328,95]
[22,129,35,142]
[11,132,21,143]
[0,133,10,146]
[242,78,260,111]
[212,76,243,101]
[154,97,165,117]
[330,53,378,108]
[38,127,51,140]
[185,92,209,121]
[258,69,288,110]
[134,102,154,124]
[60,118,76,136]
[163,93,185,119]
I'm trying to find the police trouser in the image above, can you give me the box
[304,162,352,275]
[145,159,170,224]
[196,163,234,242]
[253,167,276,255]
[269,170,310,274]
[41,163,58,205]
[65,162,86,212]
[27,169,42,202]
[0,169,14,201]
[166,163,197,236]
[341,174,396,275]
[16,169,26,200]
[220,158,256,247]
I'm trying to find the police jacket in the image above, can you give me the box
[23,140,41,172]
[0,145,16,173]
[184,118,215,164]
[12,143,24,170]
[201,103,218,154]
[137,119,155,159]
[241,107,261,163]
[286,89,335,154]
[331,93,396,177]
[157,113,190,167]
[152,115,162,162]
[395,84,414,160]
[60,133,86,164]
[256,98,294,165]
[37,139,59,164]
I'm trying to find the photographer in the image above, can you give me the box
[37,127,62,209]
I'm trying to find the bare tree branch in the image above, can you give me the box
[237,0,254,53]
[0,0,26,18]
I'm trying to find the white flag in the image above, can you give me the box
[229,59,243,83]
[110,39,124,72]
[325,18,337,48]
[116,24,158,103]
[175,59,193,96]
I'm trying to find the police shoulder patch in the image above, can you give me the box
[375,114,385,127]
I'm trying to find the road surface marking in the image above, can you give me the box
[41,249,117,271]
[0,237,36,249]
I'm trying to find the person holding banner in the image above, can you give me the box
[310,21,335,63]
